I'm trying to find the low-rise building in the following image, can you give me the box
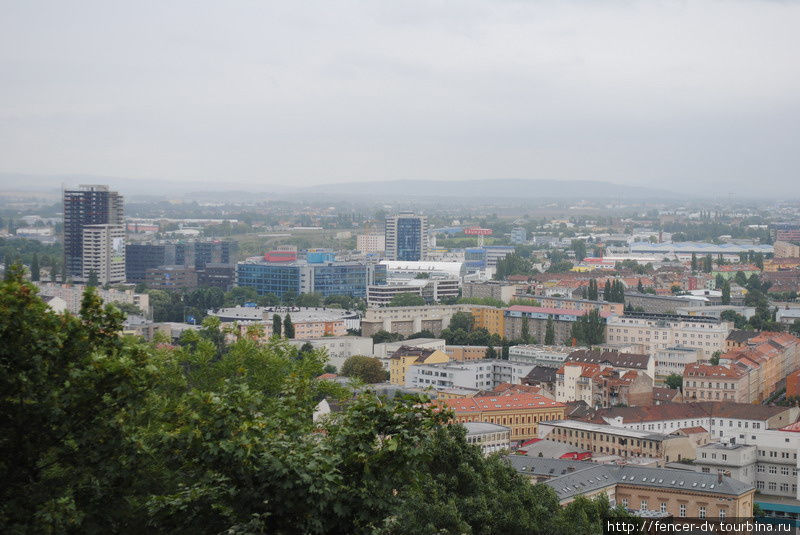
[504,305,610,345]
[538,420,696,465]
[463,422,512,455]
[287,336,374,371]
[439,393,565,441]
[406,359,536,392]
[388,346,449,385]
[682,363,749,402]
[508,345,573,367]
[693,443,757,488]
[445,345,490,361]
[654,346,702,382]
[565,349,655,379]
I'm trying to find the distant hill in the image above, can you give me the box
[304,178,679,199]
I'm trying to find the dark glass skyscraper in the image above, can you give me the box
[63,185,124,281]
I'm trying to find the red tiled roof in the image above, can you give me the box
[438,393,564,413]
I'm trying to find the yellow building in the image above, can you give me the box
[389,346,449,385]
[469,306,505,337]
[439,393,566,441]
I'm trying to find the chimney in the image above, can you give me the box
[718,472,723,484]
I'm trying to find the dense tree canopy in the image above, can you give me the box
[1,266,638,534]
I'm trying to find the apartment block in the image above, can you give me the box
[605,313,731,359]
[385,212,428,261]
[463,422,511,455]
[507,345,573,368]
[654,347,702,381]
[523,294,624,316]
[356,233,386,254]
[682,363,749,403]
[462,281,520,304]
[538,420,695,465]
[81,224,126,285]
[504,305,609,345]
[406,359,536,392]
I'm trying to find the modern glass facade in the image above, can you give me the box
[236,263,302,297]
[236,261,386,298]
[397,218,423,261]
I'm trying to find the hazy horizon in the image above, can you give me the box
[2,1,799,196]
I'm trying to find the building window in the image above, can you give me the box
[719,510,726,520]
[769,482,777,491]
[769,466,777,474]
[661,503,667,514]
[641,501,647,511]
[679,504,686,517]
[757,481,764,490]
[622,499,628,508]
[699,506,706,519]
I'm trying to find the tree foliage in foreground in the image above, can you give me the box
[1,265,627,534]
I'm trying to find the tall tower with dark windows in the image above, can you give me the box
[385,212,428,261]
[63,185,124,283]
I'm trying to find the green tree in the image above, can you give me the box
[296,292,323,307]
[691,252,698,272]
[665,373,683,390]
[603,279,612,300]
[283,313,295,338]
[86,269,99,288]
[0,266,158,532]
[272,313,282,337]
[449,311,475,332]
[734,271,748,287]
[408,329,435,339]
[388,292,426,307]
[30,252,40,281]
[571,309,605,346]
[721,280,731,305]
[544,316,555,345]
[715,274,725,289]
[587,279,598,301]
[703,254,713,273]
[572,239,587,262]
[340,355,387,383]
[709,350,722,366]
[637,278,644,293]
[486,345,497,359]
[372,330,404,344]
[521,315,531,344]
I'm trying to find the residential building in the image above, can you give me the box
[771,223,800,243]
[693,443,756,487]
[462,281,520,304]
[538,420,695,465]
[509,458,756,518]
[463,422,511,455]
[589,402,798,445]
[469,305,506,337]
[565,349,655,379]
[719,332,800,403]
[508,345,573,367]
[63,185,124,282]
[510,227,527,244]
[522,295,624,316]
[439,393,566,441]
[366,278,459,306]
[388,346,449,385]
[605,313,730,359]
[372,337,446,359]
[356,233,386,254]
[80,224,126,284]
[654,347,702,381]
[361,304,473,337]
[445,345,491,362]
[504,305,610,345]
[406,359,536,392]
[287,336,374,371]
[34,281,150,316]
[555,362,653,408]
[385,212,428,261]
[726,329,760,351]
[682,363,749,402]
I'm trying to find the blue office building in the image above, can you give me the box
[236,260,385,298]
[386,212,428,261]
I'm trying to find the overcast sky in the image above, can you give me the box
[1,0,799,194]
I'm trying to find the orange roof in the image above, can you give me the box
[683,363,745,379]
[679,426,708,434]
[438,393,564,413]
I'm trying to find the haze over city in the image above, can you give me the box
[5,2,800,534]
[2,0,799,197]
